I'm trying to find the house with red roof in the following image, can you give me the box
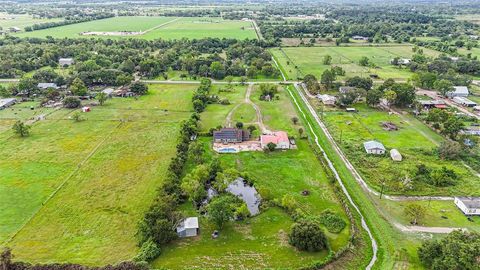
[260,131,290,149]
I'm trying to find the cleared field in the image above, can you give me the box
[0,84,196,265]
[15,16,257,40]
[455,14,480,24]
[321,103,480,196]
[0,13,62,31]
[153,85,352,269]
[271,46,440,80]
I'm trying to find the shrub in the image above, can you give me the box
[289,220,328,252]
[134,238,162,262]
[63,96,81,108]
[318,210,347,233]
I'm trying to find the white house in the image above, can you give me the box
[454,197,480,216]
[390,149,402,161]
[364,140,386,155]
[260,131,290,149]
[59,58,74,67]
[317,94,336,106]
[447,86,469,98]
[0,98,17,110]
[176,217,199,237]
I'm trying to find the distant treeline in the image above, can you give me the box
[24,14,115,32]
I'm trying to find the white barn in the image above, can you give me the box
[390,149,402,161]
[454,197,480,216]
[364,140,386,155]
[176,217,199,237]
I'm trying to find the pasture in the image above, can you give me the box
[321,103,480,196]
[0,84,196,265]
[271,46,440,81]
[0,13,62,31]
[153,85,352,269]
[15,16,257,40]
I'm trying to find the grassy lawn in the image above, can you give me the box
[15,16,257,40]
[153,84,352,269]
[0,13,62,31]
[270,46,440,81]
[321,103,480,196]
[1,84,196,265]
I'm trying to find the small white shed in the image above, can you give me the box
[364,140,386,155]
[390,149,402,161]
[176,217,199,237]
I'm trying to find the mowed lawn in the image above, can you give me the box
[271,46,440,80]
[1,84,196,265]
[15,16,257,40]
[322,104,480,196]
[0,13,62,31]
[153,85,351,269]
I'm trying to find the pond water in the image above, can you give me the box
[226,178,261,215]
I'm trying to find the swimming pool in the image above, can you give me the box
[217,147,239,153]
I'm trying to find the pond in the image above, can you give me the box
[226,178,261,215]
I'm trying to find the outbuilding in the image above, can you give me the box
[453,96,477,107]
[317,94,336,106]
[447,86,469,98]
[364,140,386,155]
[59,58,74,67]
[454,197,480,216]
[176,217,199,237]
[37,83,59,90]
[102,88,115,97]
[0,98,17,110]
[390,149,402,161]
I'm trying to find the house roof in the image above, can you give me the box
[364,140,385,151]
[176,217,199,232]
[261,131,289,145]
[453,96,476,105]
[102,88,114,94]
[339,86,355,92]
[213,128,243,141]
[452,86,469,95]
[419,100,445,106]
[456,197,480,209]
[37,83,58,89]
[59,58,74,64]
[0,98,16,107]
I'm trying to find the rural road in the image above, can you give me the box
[417,88,480,120]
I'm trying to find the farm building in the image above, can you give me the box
[447,86,469,98]
[339,86,355,93]
[419,100,447,110]
[390,149,402,161]
[176,217,199,237]
[0,98,17,109]
[213,128,249,143]
[260,131,290,149]
[102,88,115,97]
[37,83,59,90]
[462,127,480,136]
[364,140,386,155]
[113,87,134,97]
[454,197,480,216]
[453,97,477,107]
[317,94,336,105]
[352,35,368,41]
[59,58,74,67]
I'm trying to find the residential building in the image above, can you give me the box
[0,98,17,109]
[176,217,199,237]
[453,96,477,107]
[363,140,386,155]
[391,58,411,65]
[260,131,290,149]
[37,83,59,90]
[419,100,447,109]
[352,35,368,41]
[213,128,249,143]
[454,197,480,216]
[447,86,469,98]
[59,58,74,67]
[317,94,336,105]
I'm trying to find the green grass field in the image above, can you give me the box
[152,85,352,269]
[15,16,257,40]
[0,84,197,265]
[270,46,440,80]
[0,13,62,31]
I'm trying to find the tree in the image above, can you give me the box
[130,81,148,95]
[323,55,332,65]
[188,141,205,164]
[404,204,426,225]
[359,56,370,66]
[97,92,107,106]
[384,90,397,107]
[70,77,88,96]
[181,165,209,204]
[303,74,320,94]
[366,89,382,107]
[266,142,277,152]
[418,230,480,270]
[433,79,454,97]
[438,141,461,160]
[207,195,235,229]
[298,128,304,138]
[288,220,328,252]
[63,96,81,108]
[247,125,256,133]
[0,85,9,97]
[320,69,335,90]
[391,83,416,107]
[291,116,299,125]
[116,73,133,86]
[442,116,464,139]
[12,121,30,137]
[18,77,37,96]
[210,61,226,79]
[346,76,373,90]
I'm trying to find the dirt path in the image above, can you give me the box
[142,17,181,33]
[393,222,463,233]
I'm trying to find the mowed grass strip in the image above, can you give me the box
[2,84,195,265]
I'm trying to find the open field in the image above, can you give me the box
[15,16,257,40]
[0,84,196,265]
[455,14,480,24]
[153,85,353,269]
[321,103,480,196]
[270,46,440,80]
[0,13,62,31]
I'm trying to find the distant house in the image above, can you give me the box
[260,131,290,149]
[59,58,74,67]
[317,94,336,106]
[339,86,355,93]
[363,140,386,155]
[391,58,411,65]
[390,149,402,161]
[37,83,59,90]
[346,107,357,112]
[419,100,447,110]
[0,98,17,109]
[102,88,115,97]
[352,35,368,41]
[462,127,480,136]
[447,86,469,98]
[453,97,477,107]
[449,56,460,62]
[8,27,21,32]
[213,128,249,143]
[176,217,199,237]
[454,197,480,216]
